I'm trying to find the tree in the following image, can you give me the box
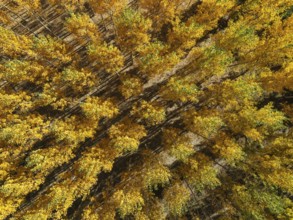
[0,26,34,57]
[1,60,47,84]
[136,41,180,77]
[187,0,236,31]
[167,17,205,53]
[118,74,143,99]
[87,42,125,74]
[53,67,96,92]
[1,1,292,219]
[213,19,259,58]
[260,62,293,93]
[108,118,147,154]
[88,0,127,15]
[114,8,152,51]
[163,182,191,217]
[188,44,234,81]
[160,75,200,103]
[65,13,100,42]
[32,35,71,64]
[51,115,98,146]
[13,0,41,10]
[138,0,188,31]
[131,100,166,126]
[81,96,119,121]
[162,128,195,162]
[0,114,49,147]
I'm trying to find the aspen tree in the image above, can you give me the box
[167,17,205,53]
[160,75,200,103]
[108,118,147,154]
[188,0,236,31]
[131,100,166,126]
[13,0,41,10]
[138,0,183,31]
[0,0,292,219]
[54,67,96,92]
[163,182,191,217]
[0,26,34,57]
[114,9,152,51]
[32,35,71,64]
[118,74,143,99]
[87,42,125,74]
[136,41,180,77]
[65,13,100,42]
[88,0,127,15]
[162,128,195,162]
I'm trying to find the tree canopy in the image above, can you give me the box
[0,0,292,219]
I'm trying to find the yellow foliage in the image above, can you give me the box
[184,110,224,138]
[131,100,166,125]
[208,75,263,111]
[112,190,145,218]
[227,103,286,141]
[81,97,118,121]
[89,0,127,15]
[214,135,245,166]
[2,60,48,84]
[188,0,236,30]
[88,42,125,74]
[164,182,191,216]
[26,145,75,174]
[109,119,147,153]
[168,17,205,52]
[136,41,180,77]
[119,74,143,99]
[163,128,195,161]
[53,67,96,92]
[33,35,71,63]
[214,19,259,56]
[0,92,32,116]
[0,114,49,146]
[0,1,292,219]
[141,151,171,189]
[161,75,200,103]
[260,62,293,92]
[65,13,100,42]
[0,176,43,197]
[51,116,98,145]
[189,45,234,79]
[14,0,41,10]
[115,9,152,51]
[139,0,186,30]
[0,26,34,57]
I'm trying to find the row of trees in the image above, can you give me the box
[0,0,292,219]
